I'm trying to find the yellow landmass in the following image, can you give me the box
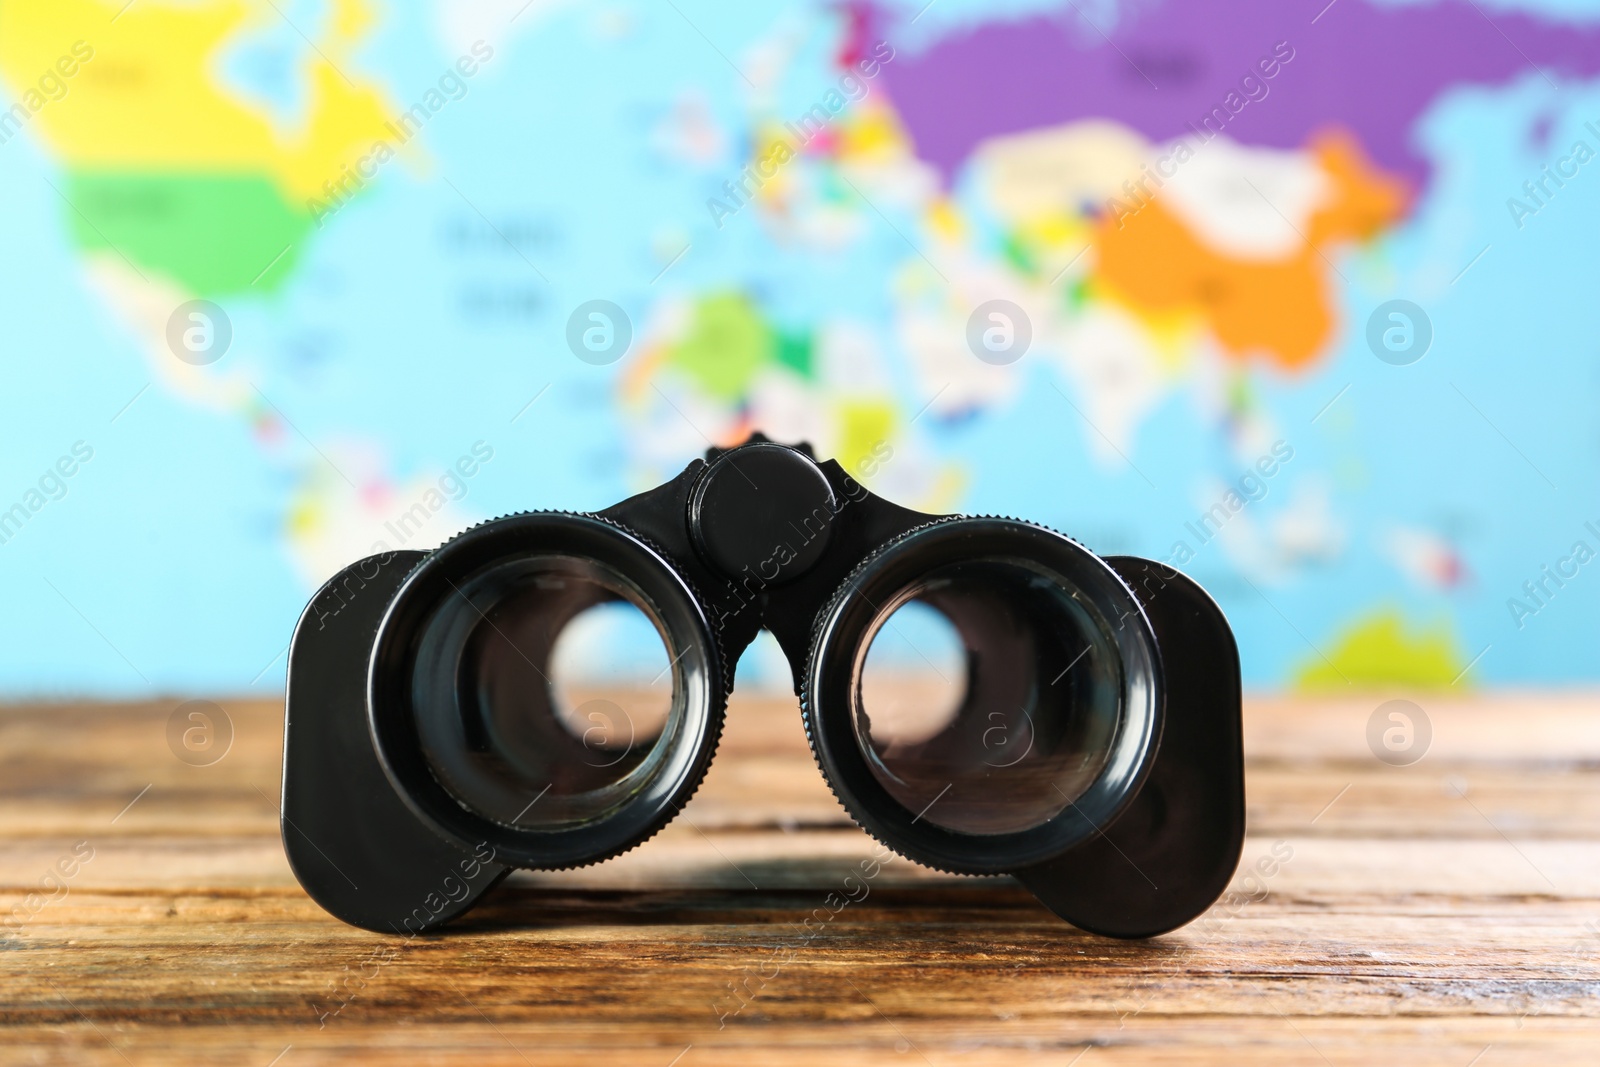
[835,398,895,479]
[0,0,392,201]
[837,98,909,164]
[1295,607,1466,691]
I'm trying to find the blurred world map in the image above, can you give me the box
[1,0,1598,694]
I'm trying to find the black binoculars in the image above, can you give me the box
[282,435,1243,938]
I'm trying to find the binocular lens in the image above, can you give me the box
[852,557,1124,835]
[409,554,689,832]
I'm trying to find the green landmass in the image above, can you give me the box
[666,292,801,402]
[64,171,310,295]
[1001,231,1037,277]
[774,329,815,380]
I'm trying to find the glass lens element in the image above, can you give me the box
[850,556,1124,835]
[858,600,966,746]
[548,601,674,758]
[413,556,686,831]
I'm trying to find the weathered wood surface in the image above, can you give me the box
[1,692,1598,1064]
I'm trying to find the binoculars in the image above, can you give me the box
[282,435,1243,938]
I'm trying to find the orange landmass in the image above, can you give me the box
[1092,129,1409,370]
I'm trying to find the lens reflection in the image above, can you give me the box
[548,601,673,763]
[413,557,685,831]
[850,556,1124,835]
[858,600,966,747]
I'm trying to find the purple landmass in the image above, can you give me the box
[873,0,1600,192]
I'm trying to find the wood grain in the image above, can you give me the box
[2,692,1598,1065]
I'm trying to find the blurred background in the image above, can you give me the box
[0,0,1595,697]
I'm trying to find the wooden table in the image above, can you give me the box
[2,693,1597,1064]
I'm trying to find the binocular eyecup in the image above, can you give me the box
[282,436,1243,938]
